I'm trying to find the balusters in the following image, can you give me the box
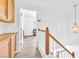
[66,51,69,58]
[65,51,67,58]
[52,40,56,57]
[56,43,60,58]
[54,41,57,57]
[55,42,58,58]
[62,48,64,58]
[58,46,61,58]
[49,37,53,52]
[55,41,57,55]
[61,52,62,58]
[52,39,55,57]
[60,51,62,58]
[62,49,66,58]
[51,40,73,58]
[66,52,69,58]
[66,51,72,58]
[61,48,63,58]
[64,51,66,58]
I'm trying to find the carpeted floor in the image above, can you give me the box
[15,36,42,58]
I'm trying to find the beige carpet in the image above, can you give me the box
[15,36,42,58]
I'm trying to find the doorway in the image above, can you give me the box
[19,8,37,51]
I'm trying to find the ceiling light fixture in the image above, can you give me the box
[72,4,79,33]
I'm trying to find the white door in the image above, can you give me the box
[19,9,37,51]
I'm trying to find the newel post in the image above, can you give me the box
[72,52,75,58]
[45,27,49,55]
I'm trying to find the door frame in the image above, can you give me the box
[18,8,24,51]
[19,8,37,51]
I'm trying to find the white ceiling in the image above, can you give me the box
[14,0,79,13]
[15,0,79,7]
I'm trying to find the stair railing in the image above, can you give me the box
[38,27,75,58]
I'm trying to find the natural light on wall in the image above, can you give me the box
[72,4,79,33]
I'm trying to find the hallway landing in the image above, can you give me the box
[15,36,42,58]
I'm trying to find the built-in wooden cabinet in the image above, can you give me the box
[0,0,8,21]
[0,0,14,23]
[0,33,16,58]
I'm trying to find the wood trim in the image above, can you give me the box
[38,29,46,32]
[8,0,14,23]
[4,0,8,19]
[45,28,49,55]
[8,38,11,58]
[11,34,16,58]
[0,20,14,23]
[0,32,18,42]
[0,32,18,35]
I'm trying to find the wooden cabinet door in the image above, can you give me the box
[0,38,11,58]
[0,0,14,23]
[8,0,14,23]
[0,0,8,21]
[11,34,16,57]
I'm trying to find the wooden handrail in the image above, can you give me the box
[49,33,74,57]
[38,27,75,58]
[38,29,46,32]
